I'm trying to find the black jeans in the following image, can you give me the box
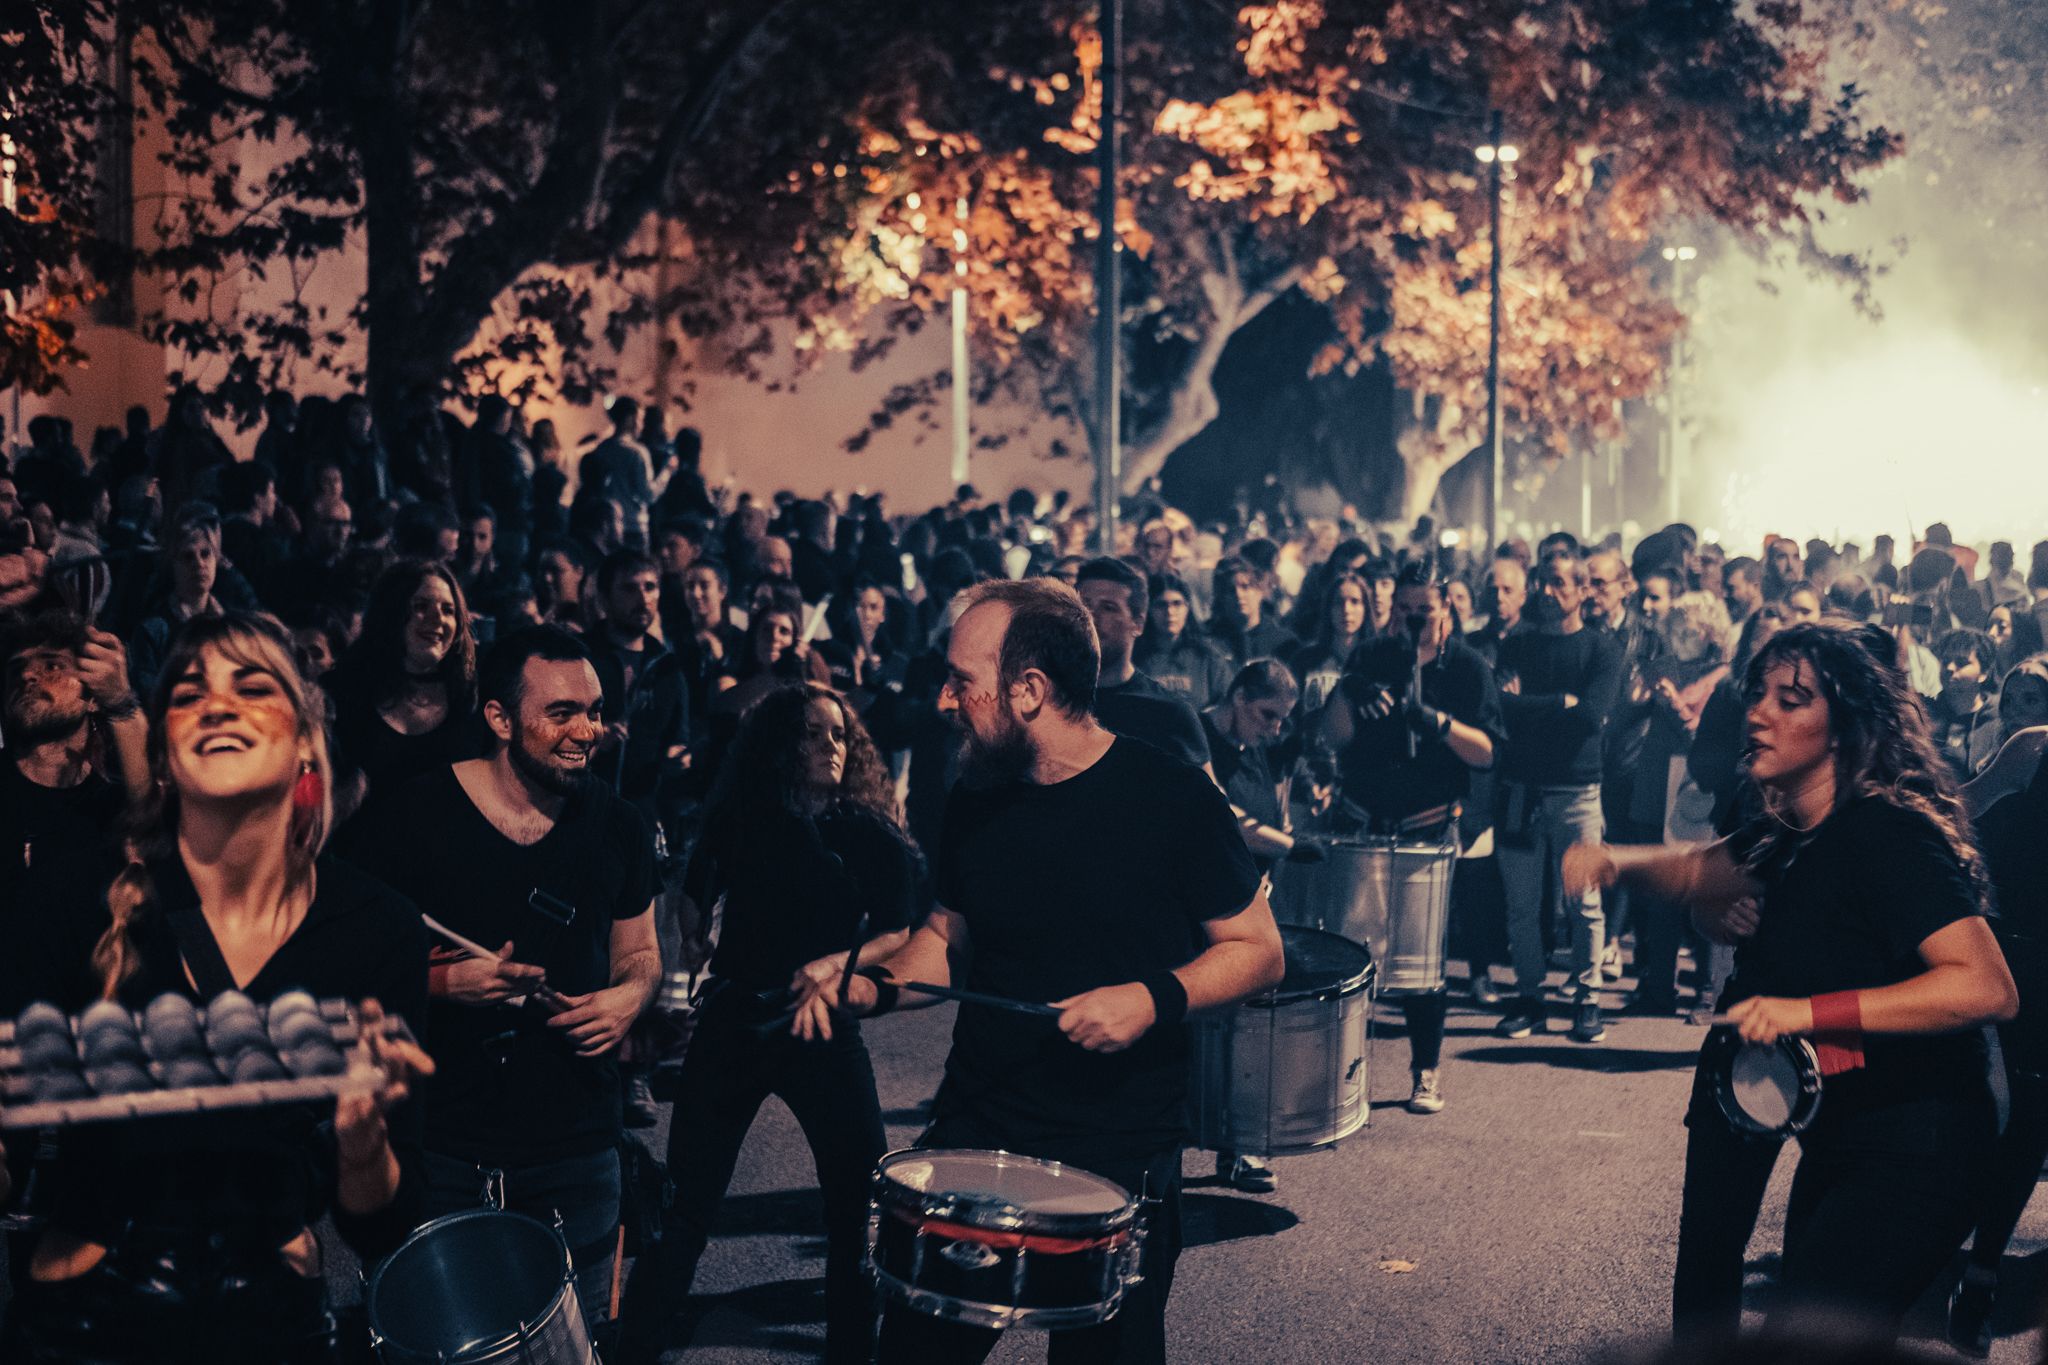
[1673,1053,1992,1338]
[1400,992,1447,1072]
[0,1230,336,1364]
[874,1117,1182,1365]
[1965,1034,2048,1274]
[619,1005,885,1365]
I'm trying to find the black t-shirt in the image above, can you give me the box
[1724,796,1988,1107]
[1336,638,1502,824]
[336,766,657,1164]
[18,853,427,1259]
[1092,670,1211,770]
[933,737,1261,1158]
[689,806,917,992]
[0,759,125,926]
[1496,626,1622,786]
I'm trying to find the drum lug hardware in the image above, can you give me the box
[939,1239,1001,1271]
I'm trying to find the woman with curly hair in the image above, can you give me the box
[325,558,478,810]
[618,682,917,1365]
[1565,620,2017,1342]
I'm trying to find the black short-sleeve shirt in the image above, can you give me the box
[933,737,1262,1158]
[688,806,918,991]
[336,766,656,1164]
[1724,796,1988,1103]
[1336,637,1502,823]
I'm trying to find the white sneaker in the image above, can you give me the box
[1407,1069,1445,1114]
[1600,941,1624,981]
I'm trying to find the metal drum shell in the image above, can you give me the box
[1189,926,1373,1158]
[1271,838,1456,996]
[867,1148,1140,1332]
[367,1209,592,1365]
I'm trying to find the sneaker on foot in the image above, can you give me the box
[1218,1153,1276,1193]
[1494,1000,1544,1039]
[1948,1265,1996,1358]
[1600,941,1624,982]
[1570,1001,1607,1044]
[1469,973,1505,1007]
[1407,1069,1445,1114]
[623,1072,660,1129]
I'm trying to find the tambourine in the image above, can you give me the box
[1703,1024,1823,1138]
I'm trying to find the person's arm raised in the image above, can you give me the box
[1564,838,1762,944]
[790,906,968,1042]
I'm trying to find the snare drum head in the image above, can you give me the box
[1727,1044,1800,1131]
[1706,1028,1821,1138]
[1269,926,1374,1003]
[368,1209,573,1359]
[878,1148,1130,1217]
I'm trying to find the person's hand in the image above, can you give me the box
[1050,983,1157,1053]
[1697,895,1761,945]
[791,969,877,1043]
[546,984,645,1057]
[334,998,436,1174]
[1309,781,1336,817]
[437,942,548,1005]
[1561,842,1616,899]
[1350,682,1396,719]
[1286,835,1328,864]
[1403,699,1449,738]
[78,628,136,710]
[1562,693,1580,709]
[1724,995,1813,1046]
[1499,674,1521,696]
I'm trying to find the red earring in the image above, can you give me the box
[290,761,320,843]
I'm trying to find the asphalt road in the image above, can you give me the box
[630,974,2048,1365]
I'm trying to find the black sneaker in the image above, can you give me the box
[1494,1000,1544,1039]
[1947,1265,1996,1358]
[1570,1001,1607,1044]
[623,1071,660,1129]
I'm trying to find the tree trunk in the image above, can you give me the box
[1396,393,1482,523]
[357,50,428,436]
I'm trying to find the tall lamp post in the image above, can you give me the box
[1475,117,1518,550]
[1660,244,1696,527]
[1092,0,1123,555]
[950,196,971,488]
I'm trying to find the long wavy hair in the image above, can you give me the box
[338,558,478,712]
[92,613,335,997]
[1740,620,1989,911]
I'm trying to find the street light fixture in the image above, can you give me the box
[1475,118,1517,547]
[1661,244,1697,524]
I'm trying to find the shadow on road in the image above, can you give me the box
[1458,1044,1698,1073]
[649,1276,827,1356]
[706,1187,828,1239]
[1180,1189,1302,1248]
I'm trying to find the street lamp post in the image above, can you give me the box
[950,197,971,488]
[1475,116,1518,550]
[1660,244,1696,528]
[1092,0,1123,555]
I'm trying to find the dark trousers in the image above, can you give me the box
[1966,1039,2048,1273]
[1673,1054,1992,1338]
[1450,853,1508,973]
[875,1117,1182,1365]
[619,1010,885,1365]
[1399,992,1447,1071]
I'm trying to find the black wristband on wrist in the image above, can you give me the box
[99,694,140,720]
[856,966,901,1018]
[1141,972,1189,1029]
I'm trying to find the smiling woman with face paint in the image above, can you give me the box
[1,613,431,1365]
[619,683,916,1365]
[1563,620,2017,1342]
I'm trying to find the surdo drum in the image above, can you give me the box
[868,1148,1144,1329]
[1271,837,1457,996]
[1189,926,1373,1157]
[1703,1026,1824,1139]
[367,1210,594,1364]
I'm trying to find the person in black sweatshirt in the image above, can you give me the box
[1492,549,1624,1043]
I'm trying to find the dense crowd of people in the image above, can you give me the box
[0,387,2045,1361]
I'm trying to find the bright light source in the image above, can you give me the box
[1662,247,1677,261]
[1440,530,1462,548]
[906,192,921,210]
[1474,146,1497,164]
[956,198,969,219]
[1497,144,1520,163]
[1664,245,1698,262]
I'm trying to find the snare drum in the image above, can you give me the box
[1272,837,1457,995]
[1704,1026,1823,1139]
[367,1209,594,1364]
[868,1148,1142,1330]
[1189,926,1373,1157]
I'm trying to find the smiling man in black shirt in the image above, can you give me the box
[799,577,1283,1364]
[337,624,660,1327]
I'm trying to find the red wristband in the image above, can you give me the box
[1810,991,1863,1035]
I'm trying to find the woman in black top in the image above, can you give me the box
[618,683,917,1365]
[1566,620,2017,1341]
[0,613,431,1364]
[326,559,478,813]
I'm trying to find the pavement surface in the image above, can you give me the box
[622,970,2048,1365]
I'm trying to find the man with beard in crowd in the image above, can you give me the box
[1077,556,1211,771]
[797,578,1284,1364]
[0,614,149,930]
[337,625,661,1328]
[1722,555,1763,630]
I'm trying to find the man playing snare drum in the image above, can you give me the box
[1308,561,1502,1113]
[795,577,1284,1364]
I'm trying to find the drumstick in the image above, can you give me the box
[898,981,1064,1017]
[421,915,571,1011]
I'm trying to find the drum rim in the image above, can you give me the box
[1704,1026,1823,1138]
[872,1147,1137,1239]
[867,1264,1127,1331]
[1315,836,1460,856]
[1259,927,1377,1005]
[365,1207,576,1356]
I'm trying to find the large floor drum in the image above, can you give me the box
[367,1209,593,1364]
[1189,926,1373,1157]
[1271,838,1456,995]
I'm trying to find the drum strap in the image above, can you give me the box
[889,1207,1129,1257]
